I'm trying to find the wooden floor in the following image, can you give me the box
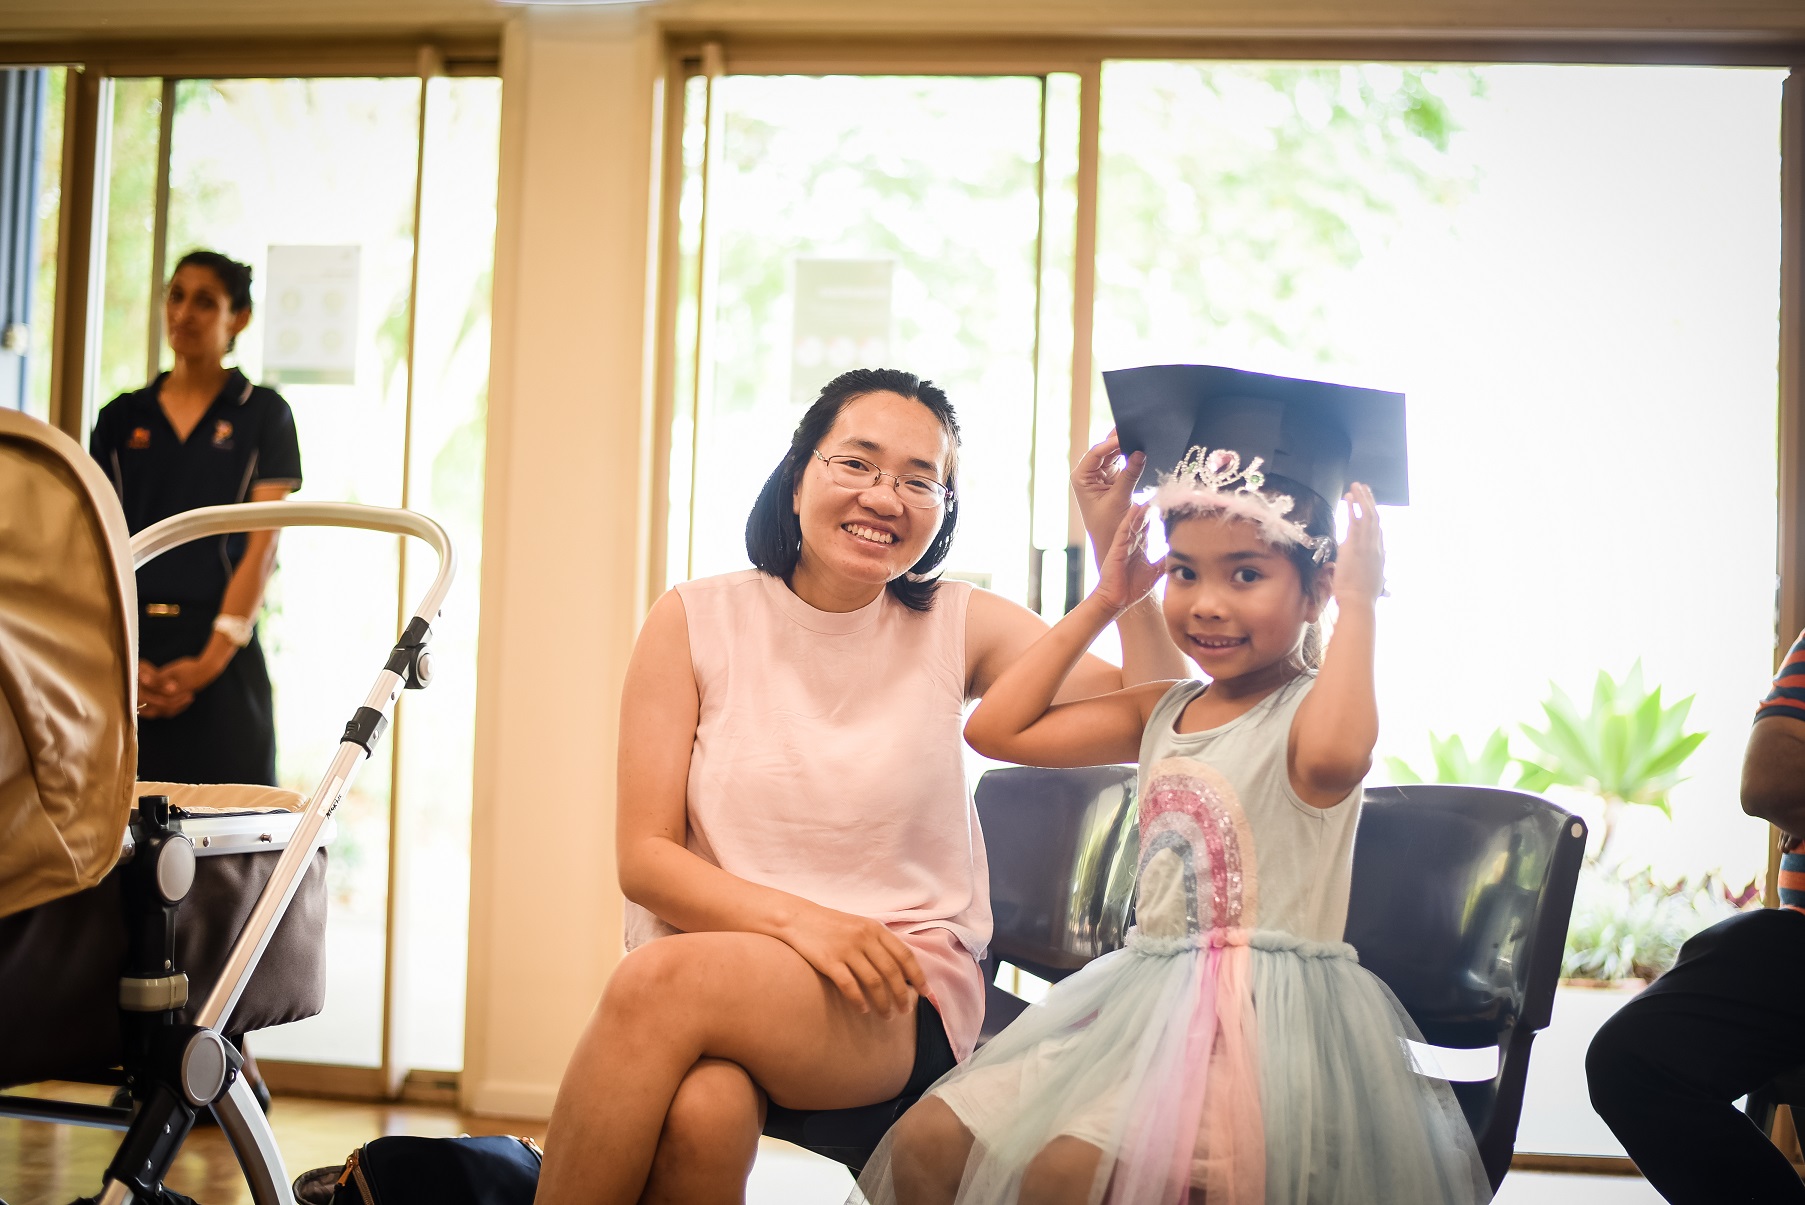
[2,1082,1680,1205]
[0,1082,546,1205]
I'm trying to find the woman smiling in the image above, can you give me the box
[533,369,1180,1205]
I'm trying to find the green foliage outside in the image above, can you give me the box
[1562,867,1758,982]
[1095,64,1482,372]
[1383,729,1516,788]
[1515,661,1708,865]
[1387,664,1735,981]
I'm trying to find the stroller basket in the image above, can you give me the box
[0,409,456,1205]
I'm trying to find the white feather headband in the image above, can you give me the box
[1151,446,1333,564]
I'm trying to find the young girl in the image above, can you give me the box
[857,450,1489,1205]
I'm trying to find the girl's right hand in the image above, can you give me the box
[781,903,927,1019]
[1072,430,1146,569]
[1094,502,1166,615]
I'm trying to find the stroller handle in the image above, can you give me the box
[131,501,457,626]
[129,501,457,1037]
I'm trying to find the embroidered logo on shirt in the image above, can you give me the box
[128,427,152,449]
[211,420,235,449]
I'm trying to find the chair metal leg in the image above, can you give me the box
[213,1072,295,1205]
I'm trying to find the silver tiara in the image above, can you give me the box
[1151,447,1332,564]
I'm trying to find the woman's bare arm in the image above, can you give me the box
[617,590,924,1016]
[144,482,291,710]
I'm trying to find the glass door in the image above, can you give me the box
[666,69,1085,616]
[1090,59,1785,1160]
[89,71,500,1084]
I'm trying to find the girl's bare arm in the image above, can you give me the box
[966,505,1173,767]
[1290,484,1384,807]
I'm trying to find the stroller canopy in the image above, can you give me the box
[0,409,138,919]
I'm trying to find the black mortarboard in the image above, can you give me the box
[1103,364,1408,506]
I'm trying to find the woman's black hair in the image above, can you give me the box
[745,368,961,612]
[1164,472,1338,669]
[171,250,254,351]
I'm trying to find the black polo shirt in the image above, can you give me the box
[90,369,303,606]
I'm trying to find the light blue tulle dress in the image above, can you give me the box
[856,675,1491,1205]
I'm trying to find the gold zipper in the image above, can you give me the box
[351,1148,376,1205]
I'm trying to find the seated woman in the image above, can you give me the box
[533,368,1182,1205]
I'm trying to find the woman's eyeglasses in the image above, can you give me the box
[812,450,952,509]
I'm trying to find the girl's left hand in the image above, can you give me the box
[1095,502,1166,614]
[1335,482,1386,606]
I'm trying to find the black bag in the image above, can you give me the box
[293,1134,543,1205]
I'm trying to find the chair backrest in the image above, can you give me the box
[975,769,1586,1191]
[0,409,138,920]
[1347,784,1587,1187]
[974,765,1137,982]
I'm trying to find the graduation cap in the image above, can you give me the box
[1102,364,1408,507]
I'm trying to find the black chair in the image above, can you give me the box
[768,769,1586,1191]
[1344,783,1589,1190]
[1745,1061,1805,1160]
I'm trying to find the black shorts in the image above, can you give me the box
[760,995,958,1172]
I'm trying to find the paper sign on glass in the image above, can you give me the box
[263,245,360,386]
[791,258,892,405]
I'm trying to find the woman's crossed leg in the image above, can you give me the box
[534,930,919,1205]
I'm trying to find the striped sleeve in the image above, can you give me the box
[1756,629,1805,724]
[1781,845,1803,913]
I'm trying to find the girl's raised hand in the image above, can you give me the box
[1335,482,1386,607]
[1072,429,1146,567]
[1095,502,1166,615]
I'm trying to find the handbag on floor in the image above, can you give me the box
[293,1134,543,1205]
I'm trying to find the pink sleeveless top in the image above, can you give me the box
[622,569,992,1060]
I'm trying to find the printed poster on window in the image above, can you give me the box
[790,258,892,405]
[263,244,360,386]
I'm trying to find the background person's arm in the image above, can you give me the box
[616,589,924,1018]
[142,481,291,712]
[1742,715,1805,838]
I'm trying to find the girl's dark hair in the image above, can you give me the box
[172,250,254,351]
[1165,472,1339,670]
[745,368,961,612]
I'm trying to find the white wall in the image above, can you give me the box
[460,7,662,1117]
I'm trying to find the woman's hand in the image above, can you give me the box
[1072,430,1145,569]
[1334,483,1386,608]
[1094,503,1165,616]
[779,903,926,1019]
[137,659,195,719]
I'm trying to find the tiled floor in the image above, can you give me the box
[0,1084,1666,1205]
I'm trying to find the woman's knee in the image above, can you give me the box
[601,939,702,1025]
[655,1059,765,1168]
[1586,1006,1659,1116]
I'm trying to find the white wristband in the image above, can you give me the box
[212,613,254,647]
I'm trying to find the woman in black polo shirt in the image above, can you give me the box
[90,249,302,787]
